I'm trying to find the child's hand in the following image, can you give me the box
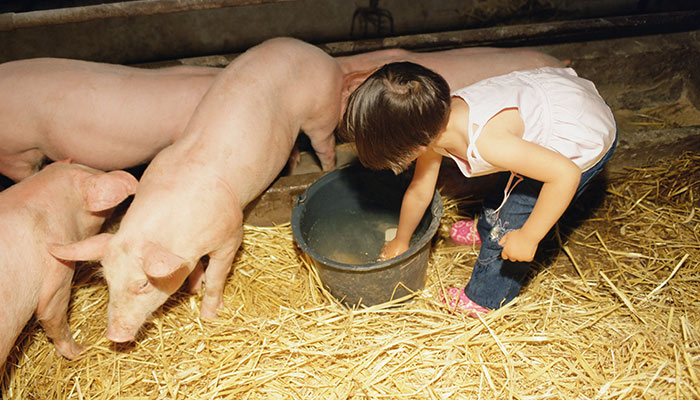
[498,229,538,262]
[379,239,409,261]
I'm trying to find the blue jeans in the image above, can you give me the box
[463,135,617,309]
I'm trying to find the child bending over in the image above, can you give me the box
[340,62,616,314]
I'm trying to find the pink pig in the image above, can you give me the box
[0,58,219,182]
[0,161,137,368]
[336,46,564,108]
[49,38,342,343]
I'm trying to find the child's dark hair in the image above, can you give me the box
[340,61,451,173]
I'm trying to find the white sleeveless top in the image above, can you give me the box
[445,67,616,177]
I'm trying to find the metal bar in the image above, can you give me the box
[320,10,700,56]
[0,0,295,32]
[135,10,700,69]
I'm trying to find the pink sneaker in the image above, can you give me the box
[450,219,481,246]
[440,287,490,316]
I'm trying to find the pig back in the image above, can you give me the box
[410,47,564,90]
[206,37,343,139]
[0,58,218,170]
[168,38,343,196]
[336,47,564,91]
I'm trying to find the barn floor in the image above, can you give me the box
[1,28,699,399]
[2,148,698,400]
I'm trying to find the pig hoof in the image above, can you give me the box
[199,308,219,320]
[199,301,223,320]
[55,341,85,360]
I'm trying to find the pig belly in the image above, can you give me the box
[44,140,162,172]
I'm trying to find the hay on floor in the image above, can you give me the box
[1,152,698,399]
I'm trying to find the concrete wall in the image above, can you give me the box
[2,0,688,64]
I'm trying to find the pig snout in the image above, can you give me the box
[105,308,146,343]
[103,276,174,343]
[104,297,153,343]
[104,300,157,343]
[105,323,137,343]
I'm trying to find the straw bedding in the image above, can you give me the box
[2,152,698,399]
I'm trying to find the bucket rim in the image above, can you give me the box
[291,164,444,273]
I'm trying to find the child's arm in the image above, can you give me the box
[477,117,581,262]
[380,148,442,260]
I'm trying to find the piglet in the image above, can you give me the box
[0,58,219,182]
[0,161,137,368]
[49,37,343,343]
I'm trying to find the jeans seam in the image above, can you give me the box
[476,253,501,265]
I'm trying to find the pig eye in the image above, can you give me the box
[133,279,152,294]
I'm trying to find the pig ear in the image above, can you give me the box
[82,170,138,212]
[48,232,113,261]
[141,241,188,279]
[342,68,377,99]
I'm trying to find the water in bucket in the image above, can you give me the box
[306,207,399,265]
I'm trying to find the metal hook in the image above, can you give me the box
[350,0,394,38]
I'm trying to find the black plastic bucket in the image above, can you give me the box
[291,163,443,307]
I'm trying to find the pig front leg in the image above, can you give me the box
[200,228,243,319]
[307,130,336,171]
[35,262,84,360]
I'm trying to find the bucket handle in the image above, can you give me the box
[296,191,307,205]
